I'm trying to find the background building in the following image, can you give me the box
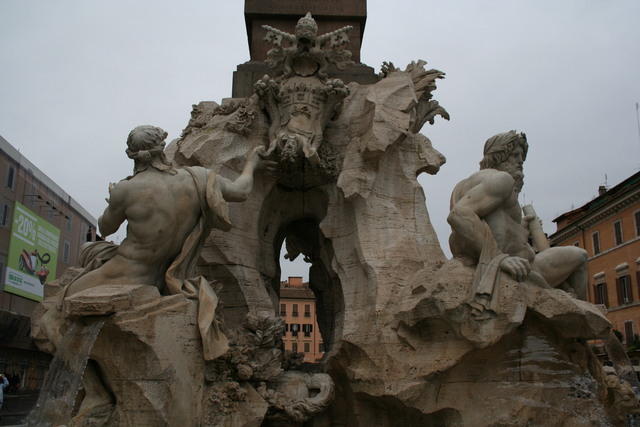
[0,134,97,391]
[279,276,324,363]
[550,171,640,345]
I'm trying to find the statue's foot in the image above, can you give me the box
[467,294,496,320]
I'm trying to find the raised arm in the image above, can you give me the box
[219,147,274,202]
[447,171,514,259]
[98,182,127,237]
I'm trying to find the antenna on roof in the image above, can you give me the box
[636,102,640,165]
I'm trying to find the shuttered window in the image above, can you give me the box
[594,282,608,307]
[592,232,600,255]
[617,276,633,305]
[625,321,634,345]
[614,221,623,246]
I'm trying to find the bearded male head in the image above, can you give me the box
[480,130,528,192]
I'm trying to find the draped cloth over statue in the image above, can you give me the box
[467,222,509,319]
[166,166,231,360]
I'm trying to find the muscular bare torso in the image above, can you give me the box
[449,169,535,262]
[83,168,202,287]
[116,169,201,264]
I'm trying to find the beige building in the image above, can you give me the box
[550,171,640,344]
[0,134,97,390]
[279,276,324,363]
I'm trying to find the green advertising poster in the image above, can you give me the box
[4,201,60,301]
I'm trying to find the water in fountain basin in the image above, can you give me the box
[26,318,106,427]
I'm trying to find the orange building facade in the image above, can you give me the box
[550,172,640,344]
[279,277,324,363]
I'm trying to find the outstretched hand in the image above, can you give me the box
[250,146,278,174]
[105,182,117,204]
[500,256,531,281]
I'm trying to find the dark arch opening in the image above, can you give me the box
[257,185,344,356]
[275,218,344,354]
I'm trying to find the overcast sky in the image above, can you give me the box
[1,1,639,281]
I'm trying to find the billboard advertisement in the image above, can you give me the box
[4,202,60,301]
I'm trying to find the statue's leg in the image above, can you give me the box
[65,256,144,297]
[532,246,588,300]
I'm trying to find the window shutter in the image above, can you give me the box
[637,271,640,302]
[592,285,598,304]
[616,277,623,306]
[604,282,609,308]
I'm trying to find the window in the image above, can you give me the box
[280,303,286,316]
[594,283,608,307]
[290,323,300,337]
[319,343,325,353]
[0,204,11,227]
[635,211,640,237]
[592,232,600,255]
[573,242,580,247]
[302,324,313,337]
[66,215,72,232]
[617,275,632,305]
[6,165,15,190]
[292,304,299,317]
[625,321,634,345]
[292,342,298,353]
[26,182,37,207]
[614,221,623,246]
[304,342,310,353]
[304,304,311,317]
[63,240,71,264]
[0,255,5,290]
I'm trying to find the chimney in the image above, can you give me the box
[288,276,303,287]
[598,185,607,196]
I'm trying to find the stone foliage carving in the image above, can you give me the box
[181,101,220,138]
[182,100,257,139]
[203,312,335,426]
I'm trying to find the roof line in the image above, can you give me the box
[0,134,97,225]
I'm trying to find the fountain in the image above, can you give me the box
[26,9,639,426]
[26,319,104,426]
